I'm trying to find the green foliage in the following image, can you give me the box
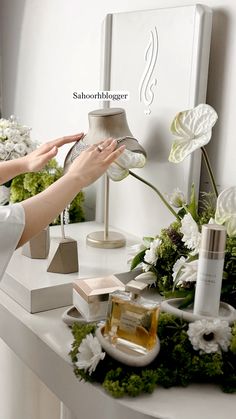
[186,183,198,222]
[130,249,146,270]
[222,236,236,306]
[70,323,97,361]
[69,314,236,398]
[130,204,236,308]
[131,220,190,295]
[230,323,236,354]
[10,159,85,224]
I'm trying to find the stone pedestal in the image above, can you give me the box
[22,227,50,259]
[47,237,78,274]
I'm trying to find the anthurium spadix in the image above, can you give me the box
[168,104,218,163]
[215,186,236,237]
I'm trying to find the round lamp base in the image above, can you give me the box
[86,231,126,249]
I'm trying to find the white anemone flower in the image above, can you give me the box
[180,213,201,254]
[168,187,186,208]
[215,186,236,237]
[172,257,198,286]
[76,334,105,375]
[187,319,232,354]
[169,104,218,163]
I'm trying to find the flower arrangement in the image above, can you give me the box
[69,104,236,398]
[130,104,236,309]
[70,314,236,397]
[0,115,37,205]
[0,115,36,161]
[0,115,85,221]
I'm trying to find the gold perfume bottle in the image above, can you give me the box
[104,280,159,354]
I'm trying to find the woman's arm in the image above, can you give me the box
[18,138,125,247]
[0,133,83,185]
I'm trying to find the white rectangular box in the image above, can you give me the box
[0,222,140,313]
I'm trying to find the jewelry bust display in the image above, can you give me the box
[64,108,146,248]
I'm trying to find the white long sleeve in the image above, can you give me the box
[0,204,25,281]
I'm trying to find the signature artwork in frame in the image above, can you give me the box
[99,5,213,237]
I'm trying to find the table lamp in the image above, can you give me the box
[64,108,147,248]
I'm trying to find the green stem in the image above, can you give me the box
[128,169,180,220]
[201,147,218,198]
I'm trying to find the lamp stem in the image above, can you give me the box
[128,170,180,220]
[104,174,109,240]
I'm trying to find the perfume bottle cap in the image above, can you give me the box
[200,224,226,253]
[125,280,147,295]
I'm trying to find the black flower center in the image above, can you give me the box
[203,332,214,341]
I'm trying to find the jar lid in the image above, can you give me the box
[201,224,226,253]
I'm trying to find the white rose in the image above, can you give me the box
[14,142,27,156]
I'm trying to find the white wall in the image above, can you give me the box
[0,1,236,419]
[1,0,236,221]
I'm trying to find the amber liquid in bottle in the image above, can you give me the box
[104,290,159,354]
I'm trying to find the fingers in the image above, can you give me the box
[35,146,58,169]
[88,138,126,164]
[104,144,126,164]
[45,133,84,150]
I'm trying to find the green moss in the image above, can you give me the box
[69,315,236,398]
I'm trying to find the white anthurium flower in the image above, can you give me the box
[187,319,232,354]
[76,334,105,376]
[180,213,201,254]
[144,238,161,266]
[169,104,218,163]
[168,187,186,208]
[107,149,146,181]
[135,271,157,286]
[215,186,236,237]
[172,257,198,286]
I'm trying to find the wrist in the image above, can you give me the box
[64,171,84,191]
[12,157,28,176]
[19,155,31,173]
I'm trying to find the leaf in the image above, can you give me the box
[178,291,195,309]
[142,236,154,244]
[130,249,146,270]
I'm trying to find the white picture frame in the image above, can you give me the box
[98,4,213,237]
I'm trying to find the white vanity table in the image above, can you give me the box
[0,222,235,419]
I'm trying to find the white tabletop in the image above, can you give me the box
[0,222,235,419]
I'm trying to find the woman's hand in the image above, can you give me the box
[67,138,125,188]
[22,133,84,172]
[19,137,125,246]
